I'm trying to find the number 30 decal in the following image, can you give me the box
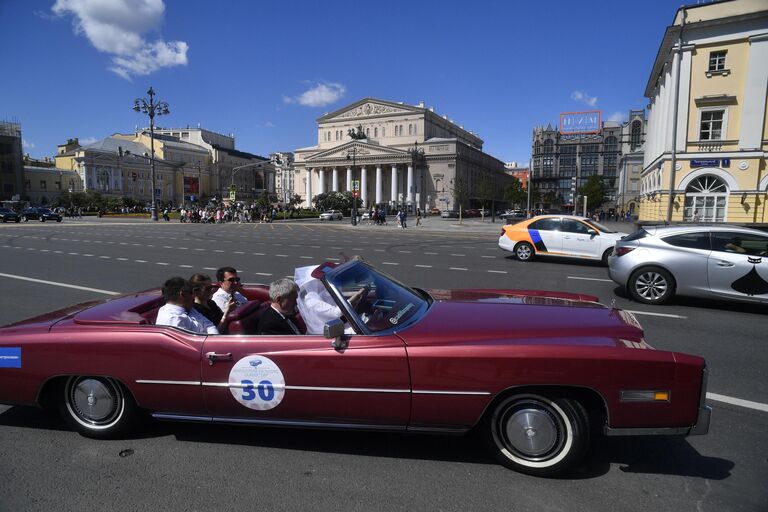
[229,356,285,410]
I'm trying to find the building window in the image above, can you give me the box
[604,136,618,153]
[55,181,61,190]
[708,51,726,71]
[382,127,386,137]
[40,180,47,190]
[630,120,642,150]
[684,175,728,222]
[699,110,724,140]
[374,127,378,138]
[543,139,554,154]
[25,179,30,189]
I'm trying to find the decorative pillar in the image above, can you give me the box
[346,167,352,192]
[332,167,339,192]
[375,165,383,205]
[391,165,398,206]
[407,164,414,207]
[361,166,368,206]
[306,168,313,207]
[318,168,325,195]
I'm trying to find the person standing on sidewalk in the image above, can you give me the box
[399,209,407,229]
[416,208,422,226]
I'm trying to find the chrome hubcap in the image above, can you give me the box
[503,405,560,459]
[517,245,532,260]
[68,378,121,426]
[635,272,667,300]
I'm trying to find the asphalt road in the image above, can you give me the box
[0,218,766,512]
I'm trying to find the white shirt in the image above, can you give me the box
[294,265,354,335]
[212,288,247,312]
[156,303,219,334]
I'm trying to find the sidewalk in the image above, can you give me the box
[340,216,636,235]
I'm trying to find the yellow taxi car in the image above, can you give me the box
[499,215,628,264]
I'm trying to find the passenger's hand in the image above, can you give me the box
[223,297,237,315]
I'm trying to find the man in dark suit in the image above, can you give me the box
[257,278,303,335]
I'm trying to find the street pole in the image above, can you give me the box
[526,158,532,218]
[133,87,170,222]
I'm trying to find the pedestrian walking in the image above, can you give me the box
[416,208,422,226]
[399,209,407,229]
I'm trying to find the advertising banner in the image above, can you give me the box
[560,111,601,134]
[184,177,199,196]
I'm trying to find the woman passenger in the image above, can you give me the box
[189,273,237,333]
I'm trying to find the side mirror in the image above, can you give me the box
[324,318,347,350]
[587,229,597,236]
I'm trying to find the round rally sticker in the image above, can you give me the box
[228,355,286,410]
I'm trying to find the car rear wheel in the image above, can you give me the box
[514,242,534,262]
[59,376,137,439]
[629,266,675,305]
[40,217,45,222]
[21,215,27,222]
[485,394,589,477]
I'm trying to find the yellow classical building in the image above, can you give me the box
[640,0,768,225]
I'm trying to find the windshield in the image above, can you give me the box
[583,219,617,233]
[325,262,428,334]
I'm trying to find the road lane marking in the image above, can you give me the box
[156,262,169,266]
[0,272,120,296]
[487,270,507,274]
[450,254,466,257]
[179,265,193,268]
[415,264,432,268]
[382,262,399,265]
[204,267,217,270]
[567,276,613,282]
[425,252,438,255]
[707,392,768,413]
[134,259,147,263]
[449,267,468,271]
[398,251,412,253]
[255,272,273,276]
[481,255,496,259]
[624,310,687,319]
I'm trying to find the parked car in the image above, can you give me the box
[499,214,628,264]
[0,259,710,477]
[499,209,525,220]
[21,207,63,222]
[609,224,768,305]
[0,207,20,223]
[319,209,343,221]
[440,209,459,219]
[428,207,441,215]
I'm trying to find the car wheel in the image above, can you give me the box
[59,376,136,439]
[40,217,46,222]
[629,266,675,305]
[57,218,62,222]
[601,247,613,266]
[485,394,589,477]
[514,242,535,262]
[22,215,27,222]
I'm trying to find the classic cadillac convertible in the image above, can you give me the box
[0,260,710,476]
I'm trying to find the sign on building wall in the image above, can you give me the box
[560,111,602,134]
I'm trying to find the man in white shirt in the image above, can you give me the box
[212,266,248,312]
[294,265,366,335]
[156,277,219,334]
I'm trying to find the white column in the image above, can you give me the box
[676,46,693,152]
[375,165,383,205]
[346,167,352,191]
[318,168,325,195]
[740,35,768,149]
[332,167,339,192]
[407,164,414,207]
[391,165,398,205]
[361,166,368,206]
[306,168,313,207]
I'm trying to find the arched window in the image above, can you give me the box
[630,120,642,150]
[604,136,618,152]
[684,175,728,222]
[366,128,370,136]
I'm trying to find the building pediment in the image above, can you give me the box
[319,98,422,122]
[305,141,408,162]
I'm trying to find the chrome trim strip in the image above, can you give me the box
[151,413,406,431]
[690,366,711,436]
[136,380,201,386]
[152,413,213,422]
[604,426,691,436]
[286,385,409,393]
[412,390,491,396]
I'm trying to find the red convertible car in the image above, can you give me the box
[0,260,710,476]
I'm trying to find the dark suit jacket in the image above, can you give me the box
[257,306,302,335]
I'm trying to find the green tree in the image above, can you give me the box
[503,177,527,208]
[451,176,468,212]
[580,175,607,211]
[477,174,495,219]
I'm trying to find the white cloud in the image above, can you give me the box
[80,136,98,145]
[52,0,188,80]
[606,111,627,123]
[264,121,276,128]
[22,139,35,149]
[571,90,598,107]
[284,82,346,107]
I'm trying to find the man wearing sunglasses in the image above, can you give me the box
[212,266,248,312]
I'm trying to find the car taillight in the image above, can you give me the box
[500,228,506,237]
[615,246,636,257]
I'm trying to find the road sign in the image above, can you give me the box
[230,184,237,193]
[229,191,236,201]
[352,180,360,191]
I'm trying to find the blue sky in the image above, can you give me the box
[1,0,681,165]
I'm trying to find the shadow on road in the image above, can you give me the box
[0,406,734,480]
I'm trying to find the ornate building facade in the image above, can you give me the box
[641,0,768,224]
[293,98,511,212]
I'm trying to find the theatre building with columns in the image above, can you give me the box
[293,98,511,212]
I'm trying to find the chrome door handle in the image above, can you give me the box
[717,261,735,267]
[206,352,232,365]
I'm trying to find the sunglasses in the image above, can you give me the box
[224,277,241,283]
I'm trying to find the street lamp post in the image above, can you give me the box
[346,147,359,226]
[133,87,170,221]
[407,142,424,215]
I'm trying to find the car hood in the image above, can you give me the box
[400,290,645,348]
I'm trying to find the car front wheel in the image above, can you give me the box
[22,215,27,222]
[59,376,137,439]
[628,266,675,304]
[514,242,534,262]
[485,394,589,477]
[601,247,613,266]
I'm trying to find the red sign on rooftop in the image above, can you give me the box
[559,110,602,134]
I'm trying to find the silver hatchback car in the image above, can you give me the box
[608,225,768,305]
